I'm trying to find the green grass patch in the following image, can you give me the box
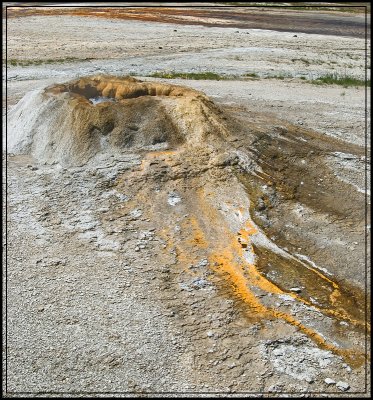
[148,71,231,80]
[6,57,94,66]
[311,73,369,87]
[291,58,325,65]
[265,73,292,80]
[244,72,259,78]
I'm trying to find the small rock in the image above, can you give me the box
[273,348,284,356]
[336,381,350,391]
[290,287,302,293]
[192,278,209,289]
[135,246,140,252]
[305,376,314,383]
[197,259,209,267]
[257,197,266,211]
[168,193,181,206]
[293,34,298,37]
[207,330,214,337]
[324,378,336,385]
[268,384,282,392]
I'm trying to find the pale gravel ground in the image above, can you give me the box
[4,12,371,398]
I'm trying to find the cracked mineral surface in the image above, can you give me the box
[4,4,371,398]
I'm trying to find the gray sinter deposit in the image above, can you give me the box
[6,75,369,394]
[8,75,229,166]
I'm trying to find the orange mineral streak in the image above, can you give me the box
[138,150,178,172]
[210,250,268,314]
[187,216,208,249]
[287,260,367,329]
[238,220,258,238]
[209,237,364,364]
[160,187,366,364]
[304,267,342,308]
[198,193,366,362]
[240,224,366,329]
[147,150,177,158]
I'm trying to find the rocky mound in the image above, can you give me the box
[7,75,228,166]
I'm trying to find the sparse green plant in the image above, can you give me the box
[6,57,93,67]
[292,58,324,65]
[265,73,291,80]
[148,71,231,80]
[244,72,259,78]
[310,73,368,87]
[299,58,310,65]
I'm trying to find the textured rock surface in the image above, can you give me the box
[8,75,229,166]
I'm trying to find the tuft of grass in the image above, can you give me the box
[299,58,310,65]
[244,72,259,78]
[148,71,231,80]
[6,57,93,66]
[292,58,325,65]
[311,73,369,87]
[146,70,369,87]
[265,73,292,80]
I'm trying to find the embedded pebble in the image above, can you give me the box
[290,287,302,293]
[336,381,350,391]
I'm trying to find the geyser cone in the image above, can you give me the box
[7,75,228,166]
